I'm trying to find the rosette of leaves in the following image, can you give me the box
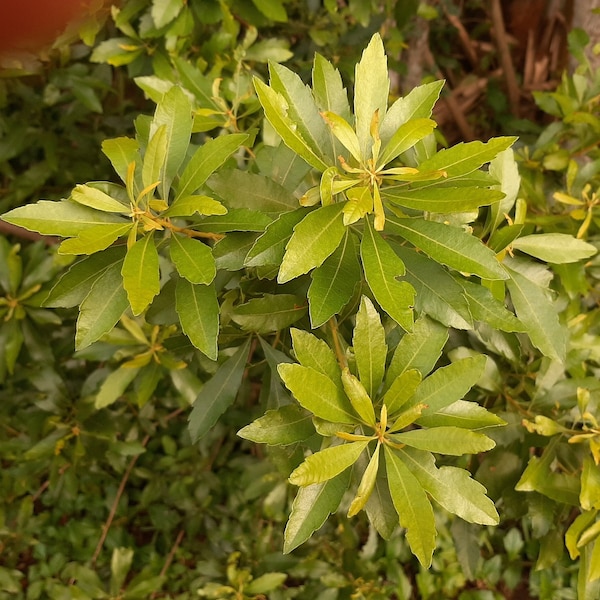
[2,87,254,360]
[239,296,504,566]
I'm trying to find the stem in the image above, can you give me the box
[153,217,224,241]
[328,317,348,369]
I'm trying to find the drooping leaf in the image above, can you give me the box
[386,217,508,280]
[308,229,361,327]
[392,427,495,455]
[231,294,307,333]
[354,33,389,159]
[506,266,567,361]
[289,440,369,486]
[278,364,356,423]
[279,204,346,283]
[512,233,597,264]
[385,446,436,567]
[188,339,250,441]
[353,296,386,398]
[122,233,160,315]
[175,279,219,360]
[76,261,128,349]
[238,404,315,446]
[399,446,499,525]
[361,217,414,331]
[406,355,486,415]
[170,234,216,284]
[385,315,448,386]
[290,328,342,387]
[175,133,250,201]
[283,470,351,553]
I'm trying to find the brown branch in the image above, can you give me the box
[91,434,150,566]
[150,529,185,599]
[0,220,59,245]
[490,0,520,117]
[445,10,479,69]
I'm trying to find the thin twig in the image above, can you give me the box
[490,0,520,117]
[91,434,150,566]
[445,10,479,69]
[328,317,348,370]
[150,529,185,599]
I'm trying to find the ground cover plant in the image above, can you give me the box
[1,1,600,598]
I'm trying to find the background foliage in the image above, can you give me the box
[1,1,600,599]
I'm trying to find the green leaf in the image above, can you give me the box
[269,62,332,161]
[353,296,387,398]
[102,137,140,184]
[386,315,448,385]
[58,223,133,255]
[393,244,473,330]
[192,208,272,233]
[458,278,525,332]
[417,137,517,179]
[2,201,126,237]
[581,456,600,511]
[151,0,184,28]
[354,34,389,159]
[384,446,436,568]
[283,470,350,553]
[279,204,346,283]
[71,184,129,213]
[512,233,597,264]
[278,364,356,423]
[365,456,398,539]
[383,186,505,213]
[407,355,486,415]
[245,573,288,596]
[380,81,444,144]
[238,405,315,446]
[321,111,361,162]
[308,230,361,327]
[231,294,307,333]
[188,339,250,442]
[44,247,127,308]
[361,217,414,331]
[122,233,160,315]
[170,234,216,284]
[150,86,192,200]
[290,328,342,386]
[312,54,351,159]
[392,427,495,455]
[76,261,128,349]
[252,0,287,21]
[399,447,499,525]
[254,77,329,171]
[383,369,422,415]
[142,123,168,191]
[164,195,227,217]
[289,441,369,485]
[386,217,508,280]
[176,133,250,201]
[95,366,140,409]
[343,185,373,225]
[378,118,436,166]
[348,443,380,516]
[341,368,375,426]
[246,208,310,268]
[175,279,219,360]
[506,266,567,361]
[208,170,298,215]
[416,400,506,429]
[487,148,520,234]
